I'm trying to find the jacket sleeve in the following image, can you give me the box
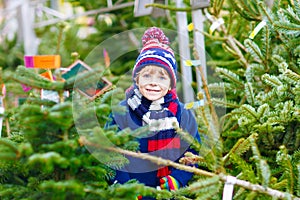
[169,107,201,187]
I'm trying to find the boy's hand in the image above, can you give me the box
[159,175,180,191]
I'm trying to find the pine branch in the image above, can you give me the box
[207,59,240,67]
[12,66,64,91]
[176,127,202,153]
[193,184,221,199]
[208,82,231,94]
[28,152,69,173]
[0,138,18,154]
[0,139,19,160]
[193,52,225,172]
[249,134,271,187]
[192,51,220,133]
[274,21,300,35]
[244,82,255,105]
[0,152,17,160]
[205,11,249,68]
[285,5,300,24]
[257,103,269,119]
[276,145,295,193]
[228,0,261,21]
[229,154,257,184]
[295,1,300,15]
[223,132,254,164]
[145,3,192,12]
[187,176,220,192]
[244,39,265,64]
[201,31,227,41]
[262,26,271,67]
[212,0,225,16]
[258,2,291,52]
[272,179,289,191]
[26,97,57,107]
[286,37,300,53]
[261,74,283,87]
[245,63,265,82]
[79,136,300,199]
[211,98,240,108]
[240,104,258,120]
[281,69,300,82]
[39,180,84,195]
[222,43,239,57]
[215,67,244,87]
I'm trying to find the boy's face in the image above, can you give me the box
[137,65,171,101]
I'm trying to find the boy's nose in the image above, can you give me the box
[149,77,158,84]
[149,82,157,86]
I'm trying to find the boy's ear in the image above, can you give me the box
[135,77,139,85]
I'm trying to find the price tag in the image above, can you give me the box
[184,100,205,109]
[187,23,194,32]
[184,60,202,67]
[249,21,266,39]
[222,176,237,200]
[209,18,224,34]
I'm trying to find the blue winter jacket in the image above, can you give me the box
[107,100,201,198]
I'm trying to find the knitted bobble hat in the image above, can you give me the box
[132,27,177,89]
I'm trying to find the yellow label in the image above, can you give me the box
[249,21,267,39]
[187,23,194,32]
[185,102,194,109]
[185,60,193,67]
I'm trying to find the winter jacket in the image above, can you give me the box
[107,100,201,199]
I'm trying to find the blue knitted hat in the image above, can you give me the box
[133,27,177,88]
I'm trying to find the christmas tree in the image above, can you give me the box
[0,0,299,199]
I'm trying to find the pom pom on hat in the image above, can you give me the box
[142,27,170,46]
[133,27,177,89]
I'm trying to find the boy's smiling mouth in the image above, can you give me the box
[146,88,161,92]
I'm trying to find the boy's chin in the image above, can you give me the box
[144,95,163,101]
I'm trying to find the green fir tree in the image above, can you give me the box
[0,0,300,199]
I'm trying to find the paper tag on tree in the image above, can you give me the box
[222,176,237,200]
[184,100,205,109]
[209,18,224,34]
[249,21,266,39]
[184,60,202,67]
[41,89,69,103]
[187,23,194,32]
[24,55,61,69]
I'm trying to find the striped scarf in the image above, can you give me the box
[126,86,182,177]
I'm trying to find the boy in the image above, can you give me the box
[109,27,200,199]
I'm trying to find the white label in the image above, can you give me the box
[222,176,237,200]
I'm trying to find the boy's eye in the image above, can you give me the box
[142,74,150,78]
[159,76,166,80]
